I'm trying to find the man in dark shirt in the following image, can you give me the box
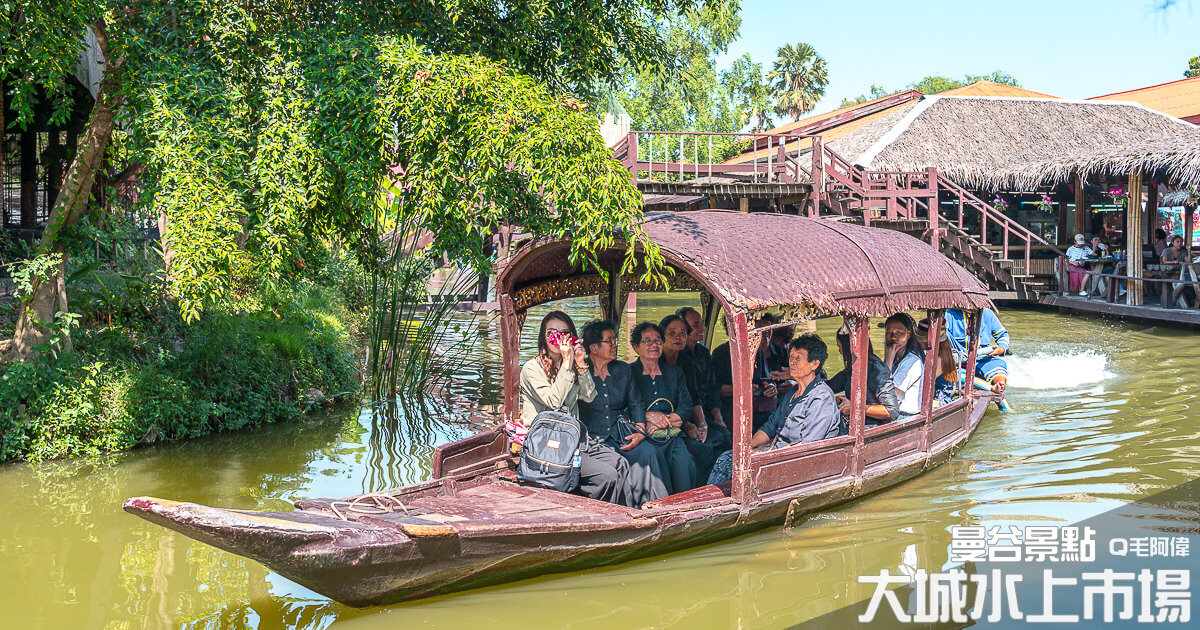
[711,314,788,432]
[677,307,730,453]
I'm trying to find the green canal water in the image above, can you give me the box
[2,300,1197,629]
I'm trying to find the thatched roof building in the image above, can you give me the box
[728,92,1200,191]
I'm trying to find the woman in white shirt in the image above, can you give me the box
[882,313,926,417]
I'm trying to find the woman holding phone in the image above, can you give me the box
[519,311,628,504]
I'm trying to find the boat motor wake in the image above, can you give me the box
[1006,350,1115,390]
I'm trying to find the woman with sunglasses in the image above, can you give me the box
[578,320,670,507]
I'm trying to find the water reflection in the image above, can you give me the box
[1,304,1198,629]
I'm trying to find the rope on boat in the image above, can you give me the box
[329,492,409,521]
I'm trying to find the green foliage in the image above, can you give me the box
[839,85,894,108]
[617,0,745,144]
[6,0,693,349]
[911,71,1019,95]
[130,28,664,318]
[841,71,1021,107]
[723,54,774,132]
[0,301,358,462]
[1186,56,1200,78]
[768,42,829,121]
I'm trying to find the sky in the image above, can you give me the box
[720,0,1200,112]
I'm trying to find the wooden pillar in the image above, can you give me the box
[963,311,981,429]
[927,167,939,249]
[1185,206,1195,260]
[920,309,943,452]
[738,197,750,213]
[808,135,824,217]
[1146,178,1158,246]
[498,294,522,425]
[1073,172,1087,240]
[1056,201,1069,246]
[1126,171,1144,306]
[728,311,754,504]
[19,129,36,230]
[623,292,637,343]
[847,315,869,479]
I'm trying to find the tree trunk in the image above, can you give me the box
[9,22,122,359]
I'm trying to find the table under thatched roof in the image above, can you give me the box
[835,95,1200,190]
[500,212,992,319]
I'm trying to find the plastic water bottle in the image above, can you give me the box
[571,449,582,468]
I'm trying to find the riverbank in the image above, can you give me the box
[0,252,368,463]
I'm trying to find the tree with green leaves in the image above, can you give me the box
[723,53,774,132]
[1186,56,1200,78]
[910,70,1020,95]
[840,71,1021,106]
[616,1,742,138]
[839,85,893,108]
[1,0,702,360]
[767,42,828,121]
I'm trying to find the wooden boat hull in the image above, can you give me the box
[124,398,989,607]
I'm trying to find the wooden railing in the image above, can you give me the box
[616,130,807,184]
[937,176,1064,285]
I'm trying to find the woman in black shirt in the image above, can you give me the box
[578,320,669,507]
[629,321,698,494]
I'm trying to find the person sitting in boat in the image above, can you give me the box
[712,314,788,432]
[828,327,900,429]
[660,313,721,479]
[629,321,698,494]
[519,311,628,505]
[882,313,926,417]
[578,320,669,508]
[931,324,963,407]
[705,334,839,485]
[944,307,1009,395]
[677,306,732,456]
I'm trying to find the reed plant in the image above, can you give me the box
[365,213,487,403]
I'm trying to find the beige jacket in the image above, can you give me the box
[519,357,597,426]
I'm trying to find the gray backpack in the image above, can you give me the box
[518,411,582,492]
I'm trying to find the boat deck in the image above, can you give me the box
[1038,294,1200,327]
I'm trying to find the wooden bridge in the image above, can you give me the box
[611,130,1064,301]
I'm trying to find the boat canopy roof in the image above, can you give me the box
[499,212,992,320]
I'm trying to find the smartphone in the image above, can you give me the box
[548,329,579,348]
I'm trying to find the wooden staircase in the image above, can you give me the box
[611,129,1065,301]
[805,139,1065,299]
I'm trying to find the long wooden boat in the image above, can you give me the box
[125,212,996,607]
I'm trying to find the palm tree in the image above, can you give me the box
[767,43,829,121]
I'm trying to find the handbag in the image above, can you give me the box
[645,397,682,441]
[753,379,779,414]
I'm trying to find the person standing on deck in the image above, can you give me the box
[519,311,628,505]
[944,308,1009,396]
